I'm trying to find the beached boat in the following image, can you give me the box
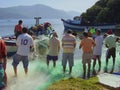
[2,34,49,57]
[2,17,53,57]
[2,35,17,57]
[61,18,117,33]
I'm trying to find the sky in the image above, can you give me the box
[0,0,99,13]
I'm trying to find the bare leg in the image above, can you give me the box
[93,59,96,71]
[24,68,28,75]
[63,66,66,74]
[69,66,72,74]
[112,57,115,69]
[110,57,115,73]
[53,61,56,68]
[46,60,49,68]
[13,67,17,77]
[87,63,91,78]
[98,57,101,72]
[83,64,86,79]
[105,58,109,72]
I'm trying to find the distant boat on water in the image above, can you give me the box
[61,18,117,33]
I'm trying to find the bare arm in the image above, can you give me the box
[58,41,60,53]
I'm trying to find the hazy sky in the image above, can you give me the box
[0,0,99,12]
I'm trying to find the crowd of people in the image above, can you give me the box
[0,19,120,90]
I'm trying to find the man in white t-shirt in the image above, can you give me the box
[12,27,34,76]
[92,29,103,75]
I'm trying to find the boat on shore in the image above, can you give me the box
[61,18,117,33]
[2,17,53,57]
[2,35,17,57]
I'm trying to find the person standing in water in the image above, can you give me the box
[46,32,60,68]
[104,30,119,73]
[92,29,103,75]
[12,27,34,76]
[62,30,76,75]
[79,32,95,79]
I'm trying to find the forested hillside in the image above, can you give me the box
[81,0,120,24]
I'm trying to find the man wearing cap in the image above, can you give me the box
[104,30,118,73]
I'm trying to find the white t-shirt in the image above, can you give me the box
[93,35,103,55]
[16,33,34,56]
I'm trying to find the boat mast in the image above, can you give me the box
[34,17,41,26]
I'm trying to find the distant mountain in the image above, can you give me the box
[0,4,80,19]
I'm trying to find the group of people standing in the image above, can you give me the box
[0,19,119,89]
[47,28,119,79]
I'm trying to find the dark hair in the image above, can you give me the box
[67,29,73,34]
[83,32,88,37]
[22,27,28,33]
[19,20,23,24]
[72,32,77,37]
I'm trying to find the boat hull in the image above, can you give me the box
[2,34,49,57]
[4,39,17,57]
[61,19,117,33]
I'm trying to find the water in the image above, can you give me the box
[0,19,64,37]
[0,19,120,90]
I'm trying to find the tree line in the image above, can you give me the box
[81,0,120,24]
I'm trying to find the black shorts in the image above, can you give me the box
[106,47,116,59]
[47,55,58,61]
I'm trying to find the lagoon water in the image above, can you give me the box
[0,19,120,90]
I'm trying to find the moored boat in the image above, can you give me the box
[61,18,117,33]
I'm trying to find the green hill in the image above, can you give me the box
[81,0,120,24]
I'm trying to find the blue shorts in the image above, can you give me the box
[47,55,58,61]
[62,53,74,67]
[12,54,29,69]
